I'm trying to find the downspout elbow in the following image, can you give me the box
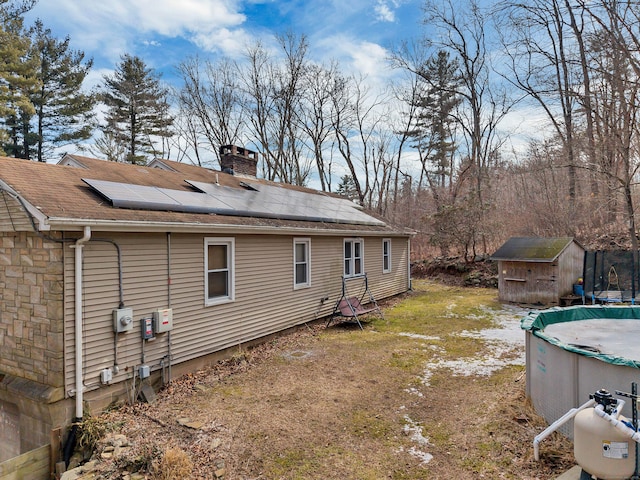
[77,226,91,246]
[74,226,91,420]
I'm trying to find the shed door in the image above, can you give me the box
[501,262,557,304]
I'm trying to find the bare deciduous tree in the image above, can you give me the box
[241,33,311,185]
[297,61,345,192]
[499,0,585,204]
[421,0,512,254]
[177,56,245,167]
[331,74,390,208]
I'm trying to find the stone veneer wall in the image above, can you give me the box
[0,231,65,387]
[0,230,68,453]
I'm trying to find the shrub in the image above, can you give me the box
[152,446,194,480]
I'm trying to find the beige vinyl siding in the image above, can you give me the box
[64,231,410,394]
[339,237,410,301]
[64,234,172,391]
[0,192,33,232]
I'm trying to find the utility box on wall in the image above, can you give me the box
[113,307,134,333]
[141,317,154,340]
[153,308,173,333]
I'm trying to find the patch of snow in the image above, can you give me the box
[445,302,459,317]
[462,305,529,346]
[409,446,434,464]
[398,332,441,341]
[404,387,424,397]
[403,415,430,445]
[420,304,528,385]
[402,415,433,465]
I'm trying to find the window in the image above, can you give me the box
[383,238,391,273]
[293,238,311,288]
[205,237,234,305]
[344,238,364,277]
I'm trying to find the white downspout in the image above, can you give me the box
[73,226,91,420]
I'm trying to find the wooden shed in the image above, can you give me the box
[491,237,584,305]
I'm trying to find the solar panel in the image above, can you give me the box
[83,179,182,210]
[186,180,382,225]
[83,178,385,226]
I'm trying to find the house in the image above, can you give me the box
[0,148,412,460]
[491,237,584,305]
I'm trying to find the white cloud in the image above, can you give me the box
[130,0,245,36]
[498,105,554,159]
[42,0,245,35]
[25,0,248,61]
[317,35,391,81]
[82,68,113,92]
[375,1,396,22]
[351,41,390,78]
[192,27,255,57]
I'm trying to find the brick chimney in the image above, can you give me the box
[219,145,258,177]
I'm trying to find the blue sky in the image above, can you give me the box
[24,0,427,90]
[22,0,543,172]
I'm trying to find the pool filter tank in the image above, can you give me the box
[574,390,636,480]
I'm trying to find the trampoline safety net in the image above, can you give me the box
[583,250,640,303]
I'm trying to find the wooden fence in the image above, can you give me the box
[0,445,50,480]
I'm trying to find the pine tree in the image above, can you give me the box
[30,20,95,162]
[410,50,461,187]
[336,175,358,201]
[0,1,39,158]
[100,54,174,164]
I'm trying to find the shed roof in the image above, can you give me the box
[490,237,581,262]
[0,155,411,236]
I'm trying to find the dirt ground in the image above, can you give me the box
[80,280,575,479]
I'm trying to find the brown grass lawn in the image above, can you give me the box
[83,280,574,479]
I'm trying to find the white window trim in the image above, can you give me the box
[293,237,311,289]
[204,237,235,306]
[344,238,365,278]
[382,238,392,274]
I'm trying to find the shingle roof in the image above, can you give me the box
[0,155,409,235]
[491,237,581,262]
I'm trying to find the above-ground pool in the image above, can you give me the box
[521,305,640,437]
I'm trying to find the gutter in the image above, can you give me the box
[72,226,91,420]
[45,217,415,237]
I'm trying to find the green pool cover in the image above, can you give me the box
[521,305,640,368]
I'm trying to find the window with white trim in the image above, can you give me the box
[344,238,364,277]
[382,238,391,273]
[205,237,235,305]
[293,238,311,288]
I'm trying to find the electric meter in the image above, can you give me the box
[113,307,134,333]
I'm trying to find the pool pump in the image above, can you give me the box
[574,388,639,480]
